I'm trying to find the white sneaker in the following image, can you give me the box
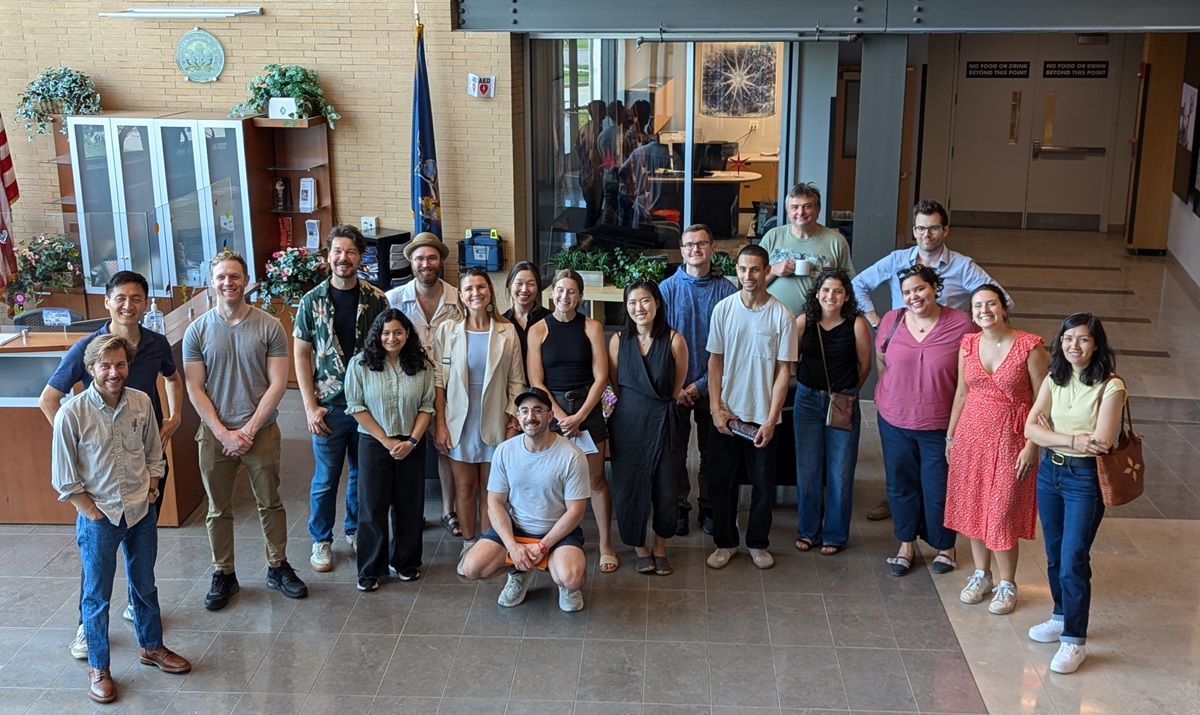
[749,548,774,569]
[346,532,357,554]
[69,624,87,660]
[310,541,333,572]
[706,547,736,569]
[456,539,477,577]
[988,581,1018,615]
[959,570,994,604]
[123,603,134,621]
[497,571,530,608]
[558,586,584,612]
[1050,642,1087,674]
[1029,618,1065,643]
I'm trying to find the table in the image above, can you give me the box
[542,284,625,322]
[649,170,761,238]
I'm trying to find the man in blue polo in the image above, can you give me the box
[39,270,183,661]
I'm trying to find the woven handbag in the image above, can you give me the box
[1096,398,1144,507]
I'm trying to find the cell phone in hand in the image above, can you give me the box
[727,419,760,441]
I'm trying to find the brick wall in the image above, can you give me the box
[0,1,526,276]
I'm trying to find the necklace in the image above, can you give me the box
[909,312,938,333]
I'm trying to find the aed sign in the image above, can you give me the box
[467,73,496,98]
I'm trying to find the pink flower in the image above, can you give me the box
[280,271,290,280]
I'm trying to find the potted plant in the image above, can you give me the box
[3,232,83,314]
[711,251,739,285]
[256,246,329,315]
[14,67,102,138]
[549,246,609,287]
[229,64,342,129]
[609,249,667,288]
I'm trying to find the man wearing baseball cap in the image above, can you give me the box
[458,387,590,612]
[385,232,462,537]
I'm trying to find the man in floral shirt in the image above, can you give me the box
[294,225,389,573]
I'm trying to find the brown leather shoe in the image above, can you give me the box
[138,646,192,674]
[87,667,117,703]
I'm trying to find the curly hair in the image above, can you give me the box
[801,268,861,324]
[896,263,944,298]
[360,309,431,376]
[1048,312,1116,387]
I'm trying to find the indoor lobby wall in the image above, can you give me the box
[0,1,526,269]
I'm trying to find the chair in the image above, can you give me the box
[14,308,87,332]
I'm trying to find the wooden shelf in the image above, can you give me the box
[265,203,330,215]
[252,116,327,129]
[264,162,327,171]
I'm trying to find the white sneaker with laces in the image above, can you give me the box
[310,541,333,572]
[1029,618,1065,643]
[69,624,87,660]
[497,571,531,608]
[749,548,774,570]
[558,586,584,612]
[706,547,736,569]
[959,570,994,604]
[988,581,1018,615]
[346,532,357,554]
[1050,642,1087,673]
[123,603,134,621]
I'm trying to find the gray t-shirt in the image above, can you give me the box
[183,307,289,429]
[487,433,590,534]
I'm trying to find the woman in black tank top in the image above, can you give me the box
[792,268,873,556]
[526,270,618,572]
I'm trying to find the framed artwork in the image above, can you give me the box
[700,43,776,118]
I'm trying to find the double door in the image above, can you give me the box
[67,113,257,296]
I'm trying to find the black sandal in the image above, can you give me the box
[819,544,843,556]
[794,537,817,552]
[440,512,463,538]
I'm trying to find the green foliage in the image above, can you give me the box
[14,67,102,139]
[549,246,610,274]
[4,233,83,312]
[711,251,737,278]
[608,249,666,287]
[257,246,329,314]
[229,64,342,129]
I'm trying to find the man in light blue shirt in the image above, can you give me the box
[851,199,1009,329]
[851,198,1008,521]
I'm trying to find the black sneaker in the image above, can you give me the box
[356,577,379,592]
[396,567,420,582]
[699,511,714,536]
[266,561,309,599]
[204,571,239,611]
[675,508,691,537]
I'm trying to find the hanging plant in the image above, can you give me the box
[3,233,83,311]
[14,67,102,138]
[229,64,342,129]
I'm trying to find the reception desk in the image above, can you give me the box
[0,292,211,525]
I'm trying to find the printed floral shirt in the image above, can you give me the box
[294,279,389,406]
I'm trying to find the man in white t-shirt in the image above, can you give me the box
[706,245,798,570]
[459,387,591,612]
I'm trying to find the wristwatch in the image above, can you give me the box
[407,436,420,446]
[150,487,161,499]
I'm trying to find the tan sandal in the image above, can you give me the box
[599,553,619,573]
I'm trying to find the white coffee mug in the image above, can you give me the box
[795,259,813,277]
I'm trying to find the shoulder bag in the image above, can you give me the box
[1096,391,1145,507]
[816,321,857,431]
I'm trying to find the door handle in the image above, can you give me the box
[1032,140,1106,159]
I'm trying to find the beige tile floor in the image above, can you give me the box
[0,228,1198,714]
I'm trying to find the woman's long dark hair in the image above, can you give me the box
[1048,312,1115,387]
[620,279,669,342]
[361,309,431,375]
[801,268,861,324]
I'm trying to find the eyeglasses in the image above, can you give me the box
[517,406,547,416]
[913,225,945,235]
[681,240,712,251]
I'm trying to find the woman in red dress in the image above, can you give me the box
[944,284,1048,615]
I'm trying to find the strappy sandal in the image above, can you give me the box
[794,537,817,552]
[440,512,463,538]
[819,544,843,556]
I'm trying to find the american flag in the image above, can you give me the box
[0,111,19,290]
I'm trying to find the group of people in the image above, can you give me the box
[43,188,1124,703]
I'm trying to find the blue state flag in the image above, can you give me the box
[412,21,442,238]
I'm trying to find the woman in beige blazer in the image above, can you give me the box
[433,268,527,561]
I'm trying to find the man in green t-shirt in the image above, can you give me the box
[758,182,855,316]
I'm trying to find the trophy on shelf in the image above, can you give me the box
[273,177,292,210]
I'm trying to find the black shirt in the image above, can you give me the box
[329,283,359,361]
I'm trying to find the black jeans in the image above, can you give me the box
[675,402,713,514]
[708,426,777,550]
[357,434,426,579]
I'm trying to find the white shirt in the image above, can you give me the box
[706,293,798,425]
[386,279,461,349]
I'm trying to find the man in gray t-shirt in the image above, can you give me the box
[182,251,307,612]
[460,387,590,613]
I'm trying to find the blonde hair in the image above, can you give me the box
[84,334,136,368]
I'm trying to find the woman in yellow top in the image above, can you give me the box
[1024,313,1125,675]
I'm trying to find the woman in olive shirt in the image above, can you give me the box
[344,309,435,591]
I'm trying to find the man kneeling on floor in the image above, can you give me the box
[51,335,192,704]
[459,387,589,612]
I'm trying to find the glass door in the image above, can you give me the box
[67,118,121,293]
[111,121,170,296]
[155,120,207,288]
[198,120,253,282]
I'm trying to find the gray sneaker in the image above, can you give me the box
[456,539,477,577]
[497,571,531,608]
[558,586,584,612]
[706,547,736,569]
[346,532,357,554]
[988,581,1018,615]
[70,624,87,660]
[749,548,774,569]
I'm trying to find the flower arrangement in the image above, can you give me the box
[257,246,328,314]
[3,232,83,313]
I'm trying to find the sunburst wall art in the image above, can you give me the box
[701,42,777,118]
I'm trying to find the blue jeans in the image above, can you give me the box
[793,383,861,547]
[877,414,956,550]
[308,404,360,543]
[1037,452,1105,644]
[77,507,163,670]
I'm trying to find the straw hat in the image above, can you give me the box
[403,232,449,261]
